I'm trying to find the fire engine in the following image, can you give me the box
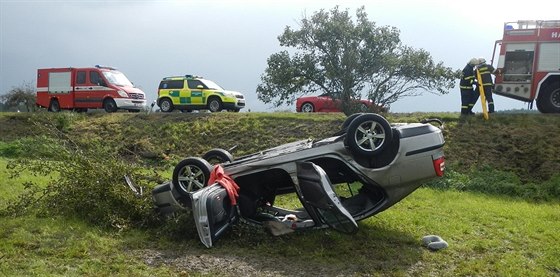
[36,65,147,113]
[491,20,560,113]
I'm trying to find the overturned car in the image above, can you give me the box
[153,113,445,248]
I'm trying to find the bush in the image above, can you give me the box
[2,125,165,229]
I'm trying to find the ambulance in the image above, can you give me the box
[36,65,147,113]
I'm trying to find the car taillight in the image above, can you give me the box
[433,156,445,177]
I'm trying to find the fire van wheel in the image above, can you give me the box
[202,148,234,165]
[159,98,174,113]
[208,97,223,112]
[536,82,560,113]
[48,99,61,112]
[346,113,393,157]
[103,98,118,113]
[172,157,213,201]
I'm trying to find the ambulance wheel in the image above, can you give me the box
[172,157,213,201]
[345,113,392,157]
[159,98,174,113]
[203,148,234,165]
[208,97,222,112]
[48,99,61,112]
[103,98,118,113]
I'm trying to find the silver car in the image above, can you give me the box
[152,113,446,248]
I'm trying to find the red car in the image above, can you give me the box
[296,94,374,113]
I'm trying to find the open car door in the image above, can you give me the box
[191,183,238,248]
[296,161,358,234]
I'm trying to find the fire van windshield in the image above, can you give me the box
[103,71,134,87]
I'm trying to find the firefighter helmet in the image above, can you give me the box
[478,57,486,64]
[469,58,479,65]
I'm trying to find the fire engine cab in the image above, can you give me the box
[491,20,560,113]
[36,66,147,113]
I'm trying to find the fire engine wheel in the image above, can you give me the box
[536,82,560,113]
[159,98,174,113]
[103,98,118,113]
[208,98,222,112]
[172,157,213,202]
[301,102,315,112]
[345,113,393,157]
[48,99,61,112]
[202,148,234,165]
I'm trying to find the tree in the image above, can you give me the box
[257,6,460,115]
[1,81,37,112]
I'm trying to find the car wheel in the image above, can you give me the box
[48,99,61,112]
[202,148,234,165]
[346,113,393,156]
[301,102,315,112]
[208,98,222,112]
[172,157,213,203]
[159,98,174,113]
[103,98,118,113]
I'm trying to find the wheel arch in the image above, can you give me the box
[535,73,560,100]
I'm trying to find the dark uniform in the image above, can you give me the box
[476,62,496,113]
[460,63,476,115]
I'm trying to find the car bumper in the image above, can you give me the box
[223,100,245,110]
[115,98,147,110]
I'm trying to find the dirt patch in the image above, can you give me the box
[132,248,353,277]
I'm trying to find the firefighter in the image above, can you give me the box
[459,58,479,115]
[476,57,496,113]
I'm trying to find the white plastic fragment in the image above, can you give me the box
[422,235,449,251]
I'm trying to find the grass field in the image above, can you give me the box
[1,112,559,276]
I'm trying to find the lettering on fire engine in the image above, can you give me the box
[552,32,559,39]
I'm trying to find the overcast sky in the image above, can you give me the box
[0,0,556,113]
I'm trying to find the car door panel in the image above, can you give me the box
[296,161,358,234]
[191,183,238,248]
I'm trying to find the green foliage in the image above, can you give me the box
[256,6,460,115]
[0,81,37,112]
[2,122,165,229]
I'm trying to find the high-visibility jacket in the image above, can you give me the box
[460,64,475,90]
[477,63,495,86]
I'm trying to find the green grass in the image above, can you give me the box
[1,187,558,276]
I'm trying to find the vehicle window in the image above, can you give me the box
[102,71,133,87]
[159,80,184,89]
[187,80,205,89]
[90,71,106,86]
[503,51,534,82]
[76,71,86,84]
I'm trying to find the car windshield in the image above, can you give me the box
[102,71,134,87]
[200,79,224,90]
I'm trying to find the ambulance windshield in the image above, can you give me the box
[200,79,224,90]
[103,71,134,87]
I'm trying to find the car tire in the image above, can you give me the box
[48,99,61,112]
[172,157,213,204]
[202,148,234,165]
[301,102,315,112]
[332,113,363,136]
[345,113,393,157]
[103,98,118,113]
[159,98,174,113]
[208,98,222,112]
